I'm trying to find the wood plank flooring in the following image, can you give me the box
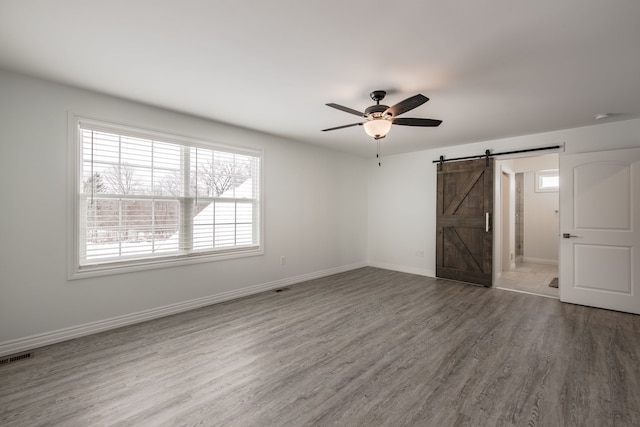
[1,267,639,426]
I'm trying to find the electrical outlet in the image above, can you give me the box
[280,256,286,265]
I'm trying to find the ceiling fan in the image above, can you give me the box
[322,90,442,140]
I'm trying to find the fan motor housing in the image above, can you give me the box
[365,104,390,117]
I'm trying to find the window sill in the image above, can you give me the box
[69,246,263,280]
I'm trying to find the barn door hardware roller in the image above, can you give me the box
[433,145,562,165]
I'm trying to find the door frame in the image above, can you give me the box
[496,164,516,280]
[492,152,561,287]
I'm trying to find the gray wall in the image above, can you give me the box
[522,171,559,263]
[368,118,640,278]
[0,70,369,355]
[3,66,640,356]
[514,155,560,263]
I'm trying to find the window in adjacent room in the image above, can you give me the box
[70,116,262,278]
[535,169,559,192]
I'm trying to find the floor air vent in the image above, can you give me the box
[0,351,33,366]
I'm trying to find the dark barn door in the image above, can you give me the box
[436,158,494,286]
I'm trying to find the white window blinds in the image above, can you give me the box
[75,118,262,274]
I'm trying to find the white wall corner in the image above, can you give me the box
[367,261,435,278]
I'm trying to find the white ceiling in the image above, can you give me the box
[1,1,640,157]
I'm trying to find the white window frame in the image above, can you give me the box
[68,113,264,279]
[535,169,559,192]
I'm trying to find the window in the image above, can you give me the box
[535,169,559,192]
[70,116,262,278]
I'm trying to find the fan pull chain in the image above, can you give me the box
[377,140,381,167]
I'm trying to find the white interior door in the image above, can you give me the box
[559,147,640,314]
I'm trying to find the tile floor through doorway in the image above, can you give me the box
[495,262,559,298]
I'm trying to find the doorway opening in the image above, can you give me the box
[494,154,559,298]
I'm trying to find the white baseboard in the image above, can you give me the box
[0,261,366,357]
[367,261,435,278]
[523,257,558,265]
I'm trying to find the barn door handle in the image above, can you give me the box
[485,212,490,232]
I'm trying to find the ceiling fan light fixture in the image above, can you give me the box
[323,91,440,142]
[363,118,392,140]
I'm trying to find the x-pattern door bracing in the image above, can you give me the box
[436,158,494,286]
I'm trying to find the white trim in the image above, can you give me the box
[0,262,366,357]
[75,114,261,157]
[67,112,265,279]
[494,163,517,285]
[68,113,81,281]
[523,257,558,265]
[72,247,265,280]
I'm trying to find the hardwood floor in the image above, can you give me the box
[1,267,639,426]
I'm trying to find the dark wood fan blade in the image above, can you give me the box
[392,117,442,127]
[385,94,429,117]
[322,122,364,132]
[326,103,366,117]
